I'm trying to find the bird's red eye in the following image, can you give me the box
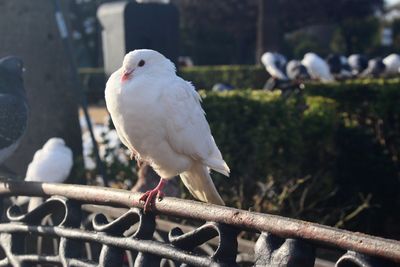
[138,60,145,67]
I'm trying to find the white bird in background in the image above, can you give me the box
[15,138,73,211]
[105,49,229,212]
[383,53,400,75]
[286,60,310,81]
[348,54,368,76]
[362,57,386,78]
[260,52,288,80]
[301,52,334,82]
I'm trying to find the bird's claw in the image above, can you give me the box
[139,189,164,213]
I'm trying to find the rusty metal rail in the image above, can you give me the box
[0,180,399,266]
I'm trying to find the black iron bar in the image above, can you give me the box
[0,255,62,267]
[0,180,399,263]
[0,224,214,266]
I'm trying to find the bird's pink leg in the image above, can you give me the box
[139,178,167,213]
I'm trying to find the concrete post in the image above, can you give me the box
[0,0,82,177]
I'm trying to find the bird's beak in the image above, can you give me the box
[121,69,133,82]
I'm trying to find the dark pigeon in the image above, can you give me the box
[326,54,342,74]
[361,57,386,78]
[348,54,368,76]
[286,60,310,81]
[326,54,352,79]
[0,56,28,164]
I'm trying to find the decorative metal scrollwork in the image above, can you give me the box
[336,251,395,267]
[0,196,242,266]
[254,232,315,267]
[169,222,239,266]
[0,181,398,267]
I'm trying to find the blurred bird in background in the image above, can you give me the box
[301,52,334,82]
[286,60,310,82]
[0,56,28,167]
[348,54,369,76]
[15,138,73,211]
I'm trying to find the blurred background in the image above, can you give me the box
[0,0,399,243]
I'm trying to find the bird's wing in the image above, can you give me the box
[25,147,73,183]
[266,65,287,80]
[303,57,333,82]
[162,78,229,176]
[261,53,287,80]
[0,94,27,150]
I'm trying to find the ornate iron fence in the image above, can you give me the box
[0,180,398,266]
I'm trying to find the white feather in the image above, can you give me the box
[302,53,334,82]
[261,52,288,80]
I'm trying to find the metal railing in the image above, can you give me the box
[0,180,398,266]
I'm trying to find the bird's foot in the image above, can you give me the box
[139,178,167,213]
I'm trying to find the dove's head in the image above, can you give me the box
[43,138,66,151]
[121,49,176,82]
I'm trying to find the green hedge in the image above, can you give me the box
[179,65,267,90]
[200,88,400,237]
[78,66,268,102]
[201,90,337,217]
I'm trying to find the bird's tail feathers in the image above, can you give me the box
[14,196,30,206]
[180,163,225,205]
[204,157,230,177]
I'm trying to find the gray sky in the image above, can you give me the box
[387,0,400,6]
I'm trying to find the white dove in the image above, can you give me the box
[105,49,229,212]
[301,52,334,82]
[260,52,288,80]
[15,138,73,211]
[383,53,400,75]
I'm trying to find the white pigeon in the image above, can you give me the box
[383,53,400,75]
[105,49,229,211]
[260,52,288,80]
[301,52,334,82]
[15,138,73,211]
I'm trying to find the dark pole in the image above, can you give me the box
[52,0,108,186]
[256,0,283,63]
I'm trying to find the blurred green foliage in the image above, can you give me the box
[200,91,337,220]
[179,65,266,90]
[392,18,400,51]
[200,85,400,237]
[333,17,381,55]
